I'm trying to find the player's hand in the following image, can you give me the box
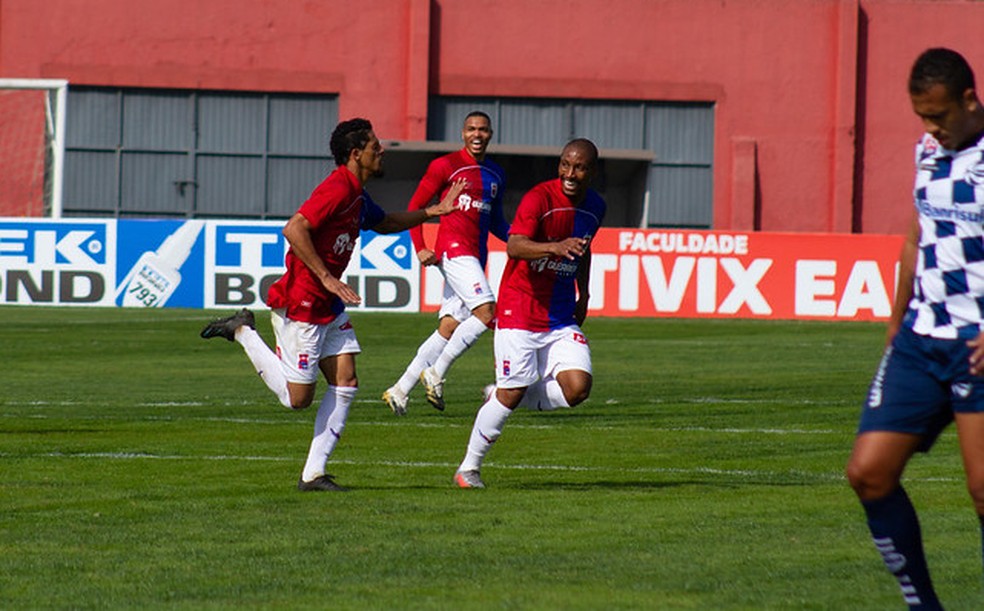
[968,332,984,375]
[428,178,468,217]
[417,248,439,267]
[321,274,361,305]
[552,237,588,260]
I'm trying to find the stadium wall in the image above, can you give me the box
[1,0,982,235]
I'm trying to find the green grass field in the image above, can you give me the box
[0,306,980,609]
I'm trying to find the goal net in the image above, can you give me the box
[0,79,67,218]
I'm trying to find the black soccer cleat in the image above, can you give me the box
[297,474,347,492]
[199,308,255,341]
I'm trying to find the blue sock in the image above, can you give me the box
[861,486,942,610]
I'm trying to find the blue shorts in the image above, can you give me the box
[857,326,984,451]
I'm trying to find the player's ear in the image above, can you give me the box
[962,88,980,111]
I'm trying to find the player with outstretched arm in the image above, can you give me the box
[200,118,463,492]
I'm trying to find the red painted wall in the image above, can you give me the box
[2,0,983,235]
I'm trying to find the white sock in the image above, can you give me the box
[433,315,488,379]
[458,396,512,472]
[395,330,448,396]
[301,385,356,482]
[236,326,291,408]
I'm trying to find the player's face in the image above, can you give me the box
[355,131,385,177]
[557,145,596,201]
[461,115,492,160]
[911,83,982,151]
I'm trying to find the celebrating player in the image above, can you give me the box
[200,118,463,492]
[846,48,984,609]
[382,111,510,414]
[453,138,606,488]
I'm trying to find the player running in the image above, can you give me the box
[453,138,606,488]
[382,111,510,414]
[200,118,463,492]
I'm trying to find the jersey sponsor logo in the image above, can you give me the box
[571,332,587,345]
[456,193,492,214]
[333,233,353,255]
[916,199,984,223]
[339,321,353,331]
[298,353,310,370]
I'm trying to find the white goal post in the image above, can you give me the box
[0,78,68,218]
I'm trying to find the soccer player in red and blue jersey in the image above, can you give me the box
[453,138,606,489]
[383,111,510,414]
[201,118,462,491]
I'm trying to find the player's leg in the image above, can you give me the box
[422,257,495,409]
[298,314,361,491]
[954,409,984,576]
[383,286,464,414]
[455,329,538,488]
[846,329,949,609]
[519,325,593,410]
[201,307,296,409]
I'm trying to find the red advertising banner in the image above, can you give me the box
[420,226,905,322]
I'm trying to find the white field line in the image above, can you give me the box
[0,451,964,484]
[0,410,842,435]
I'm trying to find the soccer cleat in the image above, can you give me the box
[382,386,409,416]
[297,474,347,492]
[454,469,485,489]
[419,366,446,411]
[200,308,255,341]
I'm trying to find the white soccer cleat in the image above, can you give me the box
[419,366,445,411]
[382,386,409,416]
[454,469,485,489]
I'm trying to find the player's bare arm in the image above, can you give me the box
[887,212,920,346]
[374,178,467,234]
[574,249,592,326]
[282,213,362,305]
[507,234,588,261]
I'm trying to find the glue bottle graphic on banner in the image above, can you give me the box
[115,220,204,307]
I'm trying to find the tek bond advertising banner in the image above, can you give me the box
[0,218,419,312]
[420,226,906,322]
[0,218,903,321]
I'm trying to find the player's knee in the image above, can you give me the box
[965,478,984,513]
[564,378,592,407]
[473,302,496,327]
[845,459,895,500]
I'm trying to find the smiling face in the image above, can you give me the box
[911,82,983,151]
[461,114,493,161]
[557,141,597,202]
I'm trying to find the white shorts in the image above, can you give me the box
[493,325,592,389]
[437,255,495,322]
[270,308,361,384]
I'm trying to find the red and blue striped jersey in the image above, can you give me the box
[497,178,606,331]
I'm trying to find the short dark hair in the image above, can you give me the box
[464,110,492,126]
[330,118,374,166]
[909,47,976,100]
[564,138,599,167]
